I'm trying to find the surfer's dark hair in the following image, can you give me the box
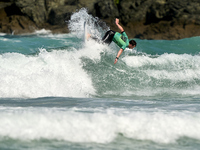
[129,40,137,47]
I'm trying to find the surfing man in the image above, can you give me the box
[87,18,137,64]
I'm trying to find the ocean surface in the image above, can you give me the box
[0,9,200,150]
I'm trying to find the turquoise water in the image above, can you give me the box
[0,9,200,150]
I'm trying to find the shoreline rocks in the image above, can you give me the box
[0,0,200,40]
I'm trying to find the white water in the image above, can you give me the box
[0,49,96,98]
[0,106,200,144]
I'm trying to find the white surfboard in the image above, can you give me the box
[84,21,87,43]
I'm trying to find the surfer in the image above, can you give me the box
[87,18,137,64]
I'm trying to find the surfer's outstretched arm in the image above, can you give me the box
[115,18,124,32]
[114,48,123,64]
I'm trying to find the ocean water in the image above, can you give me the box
[0,8,200,150]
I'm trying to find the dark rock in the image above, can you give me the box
[94,0,119,19]
[0,0,200,39]
[15,0,47,26]
[47,5,76,25]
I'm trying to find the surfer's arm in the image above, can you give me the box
[114,48,123,64]
[115,18,124,32]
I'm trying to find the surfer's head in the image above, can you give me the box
[129,40,137,49]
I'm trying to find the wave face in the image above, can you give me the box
[0,8,200,98]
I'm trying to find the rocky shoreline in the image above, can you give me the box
[1,0,200,40]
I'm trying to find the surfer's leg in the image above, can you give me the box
[102,30,116,45]
[87,33,101,43]
[87,30,115,45]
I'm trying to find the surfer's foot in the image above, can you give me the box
[86,33,91,40]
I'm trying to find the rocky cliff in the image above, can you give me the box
[0,0,200,40]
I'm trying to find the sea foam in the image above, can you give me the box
[0,107,200,144]
[0,48,95,98]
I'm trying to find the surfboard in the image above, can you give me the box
[84,21,87,43]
